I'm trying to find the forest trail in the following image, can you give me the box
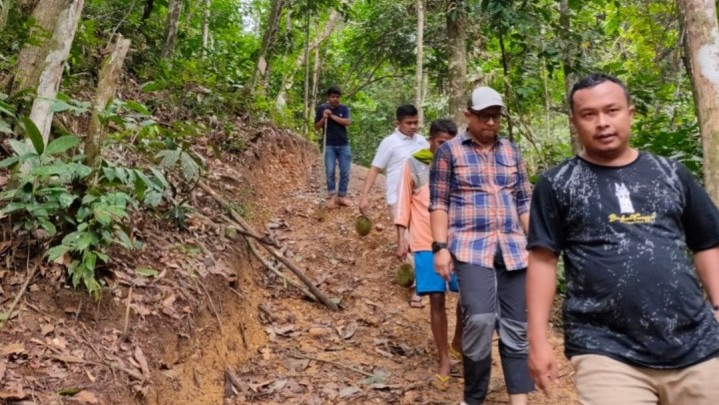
[0,131,576,405]
[189,161,578,404]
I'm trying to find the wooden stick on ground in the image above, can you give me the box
[198,181,339,311]
[187,209,314,301]
[289,351,374,377]
[121,287,133,339]
[0,255,39,330]
[246,237,318,302]
[198,280,225,337]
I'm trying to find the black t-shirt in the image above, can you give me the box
[314,103,350,146]
[528,152,719,368]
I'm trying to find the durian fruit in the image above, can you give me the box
[395,263,415,287]
[355,215,372,237]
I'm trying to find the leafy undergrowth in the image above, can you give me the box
[0,127,575,404]
[0,125,316,404]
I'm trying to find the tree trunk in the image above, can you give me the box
[10,0,68,96]
[276,9,340,108]
[302,0,310,136]
[679,0,719,204]
[84,34,131,166]
[560,0,581,154]
[200,0,210,58]
[446,0,467,127]
[415,0,424,128]
[0,0,14,31]
[141,0,153,20]
[250,0,284,94]
[498,28,513,141]
[28,0,84,145]
[309,37,320,118]
[160,0,181,59]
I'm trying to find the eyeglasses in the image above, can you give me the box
[469,110,504,123]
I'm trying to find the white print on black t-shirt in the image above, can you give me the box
[614,182,635,214]
[609,182,656,224]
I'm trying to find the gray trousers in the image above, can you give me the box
[455,252,534,404]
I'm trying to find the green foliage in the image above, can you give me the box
[0,105,169,297]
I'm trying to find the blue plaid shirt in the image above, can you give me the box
[430,133,532,270]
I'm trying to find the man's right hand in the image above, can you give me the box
[433,249,453,281]
[358,196,369,216]
[528,339,558,397]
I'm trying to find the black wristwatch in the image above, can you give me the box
[431,241,448,253]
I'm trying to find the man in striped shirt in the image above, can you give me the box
[429,87,534,405]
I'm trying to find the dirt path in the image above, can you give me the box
[229,163,577,404]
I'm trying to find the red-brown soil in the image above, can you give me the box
[0,129,576,404]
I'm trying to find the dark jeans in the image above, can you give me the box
[455,251,534,404]
[324,144,351,196]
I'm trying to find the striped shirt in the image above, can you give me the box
[429,133,532,270]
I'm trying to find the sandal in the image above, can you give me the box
[432,374,450,391]
[409,294,424,308]
[449,345,462,361]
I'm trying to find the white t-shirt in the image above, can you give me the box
[371,129,429,205]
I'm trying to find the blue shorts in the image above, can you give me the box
[414,251,458,296]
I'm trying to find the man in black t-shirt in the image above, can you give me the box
[314,86,352,209]
[526,73,719,404]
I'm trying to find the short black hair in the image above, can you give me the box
[429,119,458,138]
[396,104,418,121]
[569,73,631,112]
[327,86,342,96]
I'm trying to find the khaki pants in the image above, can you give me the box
[572,354,719,405]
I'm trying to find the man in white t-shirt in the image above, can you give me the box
[358,104,429,307]
[358,105,429,217]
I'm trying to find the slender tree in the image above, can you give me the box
[11,0,68,96]
[276,10,341,108]
[250,0,284,94]
[160,0,181,59]
[560,0,580,153]
[28,0,84,144]
[416,0,424,128]
[0,0,13,31]
[85,34,131,166]
[200,0,211,58]
[678,0,719,204]
[446,0,467,127]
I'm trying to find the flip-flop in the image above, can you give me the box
[449,345,462,361]
[432,374,450,391]
[409,295,424,308]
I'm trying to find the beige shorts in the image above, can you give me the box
[571,354,719,405]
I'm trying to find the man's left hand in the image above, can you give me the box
[323,109,332,118]
[395,243,407,261]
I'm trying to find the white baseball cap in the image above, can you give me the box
[469,87,504,112]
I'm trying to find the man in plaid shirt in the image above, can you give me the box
[429,87,534,405]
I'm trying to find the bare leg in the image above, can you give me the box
[429,293,450,377]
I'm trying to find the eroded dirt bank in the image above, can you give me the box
[0,128,575,405]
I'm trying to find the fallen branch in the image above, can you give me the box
[246,237,318,302]
[198,280,225,337]
[198,181,338,311]
[121,287,132,339]
[188,210,313,300]
[31,338,145,381]
[0,254,40,331]
[289,351,374,377]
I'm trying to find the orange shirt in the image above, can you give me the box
[394,157,432,252]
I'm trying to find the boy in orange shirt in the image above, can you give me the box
[395,119,463,389]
